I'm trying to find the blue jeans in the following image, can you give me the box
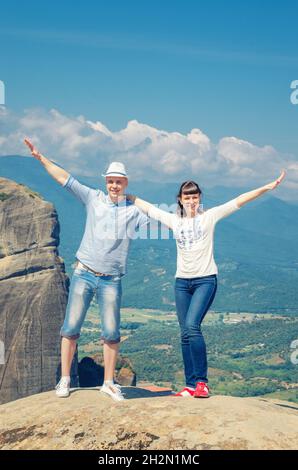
[60,266,122,343]
[175,275,217,388]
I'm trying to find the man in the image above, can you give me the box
[24,138,148,401]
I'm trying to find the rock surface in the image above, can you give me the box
[78,354,136,388]
[0,388,297,450]
[0,178,69,404]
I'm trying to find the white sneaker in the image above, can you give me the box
[55,377,70,398]
[100,383,125,401]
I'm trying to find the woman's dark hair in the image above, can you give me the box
[176,180,202,217]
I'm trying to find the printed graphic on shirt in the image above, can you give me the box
[174,218,204,250]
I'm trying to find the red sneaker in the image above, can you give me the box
[194,382,210,398]
[173,387,195,397]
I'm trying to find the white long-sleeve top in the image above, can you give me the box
[146,198,241,278]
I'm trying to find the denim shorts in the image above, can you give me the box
[60,265,122,343]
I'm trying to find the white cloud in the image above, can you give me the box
[0,107,297,198]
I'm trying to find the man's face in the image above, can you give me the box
[105,176,128,201]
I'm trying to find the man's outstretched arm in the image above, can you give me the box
[24,138,70,186]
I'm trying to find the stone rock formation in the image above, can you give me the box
[0,389,297,450]
[0,178,70,404]
[78,354,136,387]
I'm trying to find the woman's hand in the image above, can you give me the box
[24,138,42,161]
[236,170,286,207]
[263,170,286,191]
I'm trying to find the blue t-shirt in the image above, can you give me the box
[63,176,149,275]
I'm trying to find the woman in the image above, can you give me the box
[127,170,286,398]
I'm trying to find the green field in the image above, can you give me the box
[78,307,298,403]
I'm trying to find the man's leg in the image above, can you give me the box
[97,276,123,400]
[61,337,77,377]
[103,341,120,381]
[59,269,95,378]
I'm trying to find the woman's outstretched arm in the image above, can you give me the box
[127,195,153,214]
[24,138,70,186]
[235,170,286,208]
[126,194,174,229]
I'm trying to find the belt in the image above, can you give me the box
[76,261,112,277]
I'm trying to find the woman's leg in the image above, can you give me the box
[175,278,195,388]
[185,276,217,384]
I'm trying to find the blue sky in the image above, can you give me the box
[0,0,298,202]
[1,0,298,154]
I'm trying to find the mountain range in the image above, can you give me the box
[1,155,298,313]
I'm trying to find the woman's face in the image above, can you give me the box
[180,192,200,215]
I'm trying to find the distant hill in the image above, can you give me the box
[1,155,298,313]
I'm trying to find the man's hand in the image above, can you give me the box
[263,170,286,191]
[23,138,70,185]
[24,138,42,161]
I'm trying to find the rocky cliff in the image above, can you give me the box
[0,388,297,450]
[0,177,69,404]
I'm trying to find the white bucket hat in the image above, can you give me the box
[102,162,128,178]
